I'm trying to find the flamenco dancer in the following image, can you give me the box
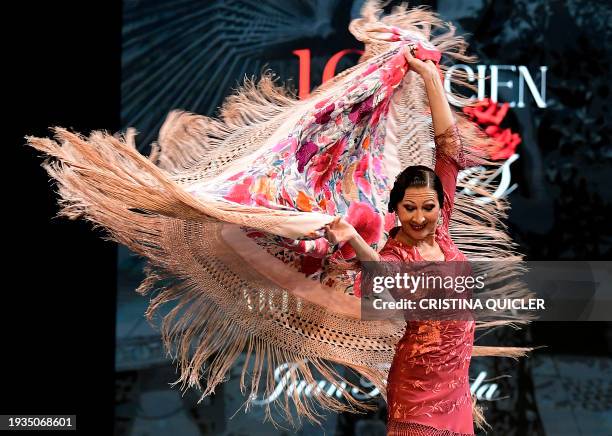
[325,46,478,435]
[26,2,532,435]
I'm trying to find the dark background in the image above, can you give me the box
[6,1,611,435]
[6,2,120,435]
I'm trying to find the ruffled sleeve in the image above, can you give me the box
[434,124,464,231]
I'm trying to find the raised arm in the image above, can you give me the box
[403,47,464,227]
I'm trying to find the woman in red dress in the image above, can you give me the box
[325,47,476,436]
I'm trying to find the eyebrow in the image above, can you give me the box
[402,196,436,202]
[402,199,436,205]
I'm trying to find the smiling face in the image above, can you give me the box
[395,186,440,241]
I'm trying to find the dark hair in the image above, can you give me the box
[388,165,444,213]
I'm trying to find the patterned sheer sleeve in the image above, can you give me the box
[353,247,403,298]
[434,124,465,231]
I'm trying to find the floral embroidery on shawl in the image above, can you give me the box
[213,48,411,286]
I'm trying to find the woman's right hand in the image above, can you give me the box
[324,216,357,245]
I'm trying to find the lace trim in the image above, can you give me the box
[387,420,474,436]
[434,124,466,169]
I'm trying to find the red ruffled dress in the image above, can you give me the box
[368,125,477,436]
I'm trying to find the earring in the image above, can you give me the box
[395,213,400,227]
[437,214,443,226]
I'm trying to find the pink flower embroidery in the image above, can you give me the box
[380,54,407,89]
[354,154,372,196]
[384,212,396,231]
[335,201,382,259]
[371,100,387,125]
[348,95,375,124]
[372,155,382,176]
[314,103,335,124]
[254,193,273,208]
[314,97,331,109]
[281,186,295,208]
[360,63,378,79]
[309,137,346,193]
[223,176,254,204]
[272,137,297,153]
[296,141,319,172]
[326,200,336,216]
